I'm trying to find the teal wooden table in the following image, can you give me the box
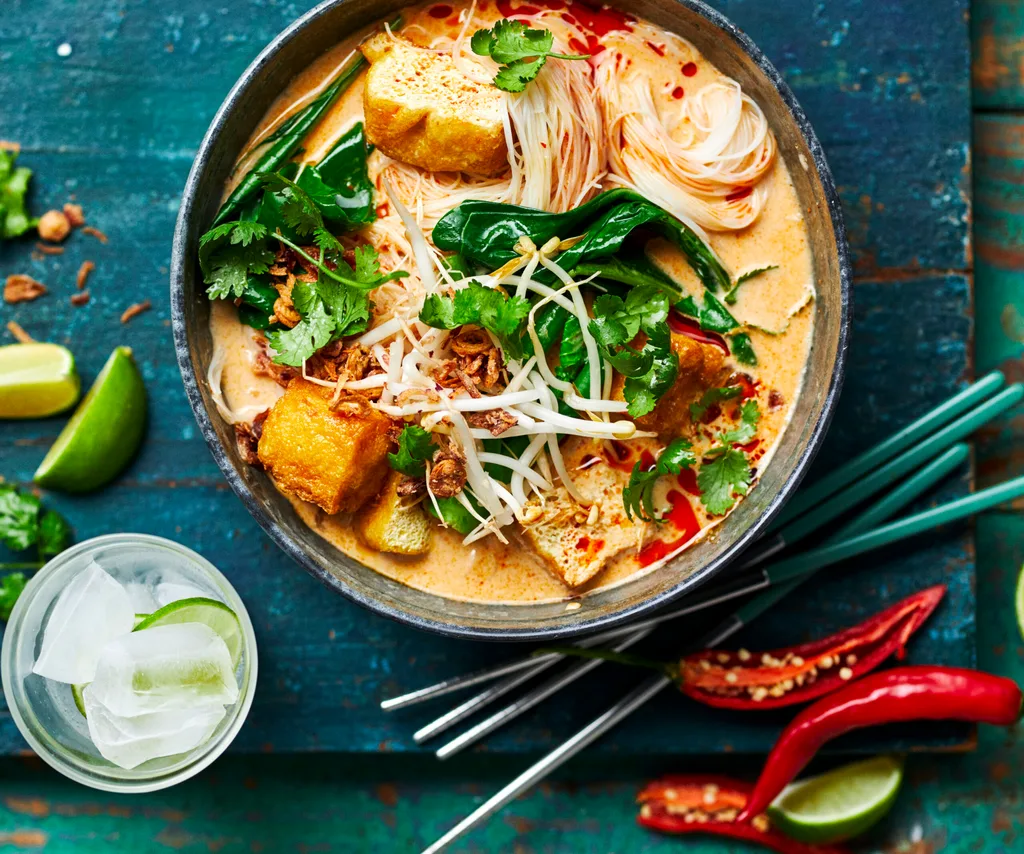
[1,0,1022,850]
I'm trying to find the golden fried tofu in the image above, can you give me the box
[257,379,392,514]
[612,333,729,439]
[360,32,508,176]
[519,439,643,588]
[355,470,431,555]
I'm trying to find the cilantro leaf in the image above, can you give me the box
[623,345,678,418]
[265,297,334,367]
[729,331,758,366]
[38,510,72,558]
[622,438,697,523]
[689,385,743,421]
[590,287,669,347]
[697,448,752,515]
[0,485,40,552]
[674,290,740,333]
[0,149,38,240]
[198,221,275,300]
[420,282,531,360]
[0,573,27,621]
[493,58,548,93]
[471,20,589,92]
[718,399,761,447]
[388,426,435,478]
[725,265,777,304]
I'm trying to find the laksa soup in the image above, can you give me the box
[200,1,814,605]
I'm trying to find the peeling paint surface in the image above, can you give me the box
[0,0,1012,846]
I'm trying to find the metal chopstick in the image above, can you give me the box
[431,443,970,760]
[422,448,1009,853]
[383,377,1014,714]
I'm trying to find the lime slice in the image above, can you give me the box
[71,683,87,717]
[34,346,146,493]
[1015,563,1024,642]
[0,343,80,419]
[134,598,243,668]
[767,756,903,843]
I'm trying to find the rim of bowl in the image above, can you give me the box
[170,0,852,641]
[0,533,259,793]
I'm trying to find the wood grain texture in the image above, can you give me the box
[0,0,975,761]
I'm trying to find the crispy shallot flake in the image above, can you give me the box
[76,260,95,289]
[6,321,33,343]
[396,476,426,497]
[464,408,518,436]
[70,291,90,307]
[120,299,151,323]
[4,274,47,304]
[35,242,64,256]
[429,442,468,498]
[37,210,71,243]
[63,203,86,228]
[252,335,297,387]
[81,225,108,243]
[234,410,269,467]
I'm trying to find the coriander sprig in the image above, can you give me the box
[471,21,589,93]
[419,281,532,361]
[388,426,436,478]
[623,439,698,523]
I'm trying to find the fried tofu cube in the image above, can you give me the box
[360,32,508,176]
[612,333,729,439]
[519,440,643,588]
[355,470,432,555]
[257,379,392,514]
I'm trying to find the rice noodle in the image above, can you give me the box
[594,21,776,233]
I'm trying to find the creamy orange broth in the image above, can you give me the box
[208,1,815,604]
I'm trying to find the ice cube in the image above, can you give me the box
[154,581,210,607]
[88,622,239,716]
[32,560,135,684]
[82,687,226,770]
[123,582,160,616]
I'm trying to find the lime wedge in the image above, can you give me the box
[34,346,146,493]
[767,756,903,843]
[71,683,87,717]
[0,343,80,419]
[134,598,243,668]
[1015,563,1024,642]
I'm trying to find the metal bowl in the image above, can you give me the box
[170,0,851,641]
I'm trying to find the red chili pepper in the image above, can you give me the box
[638,775,849,854]
[738,666,1024,822]
[678,585,945,710]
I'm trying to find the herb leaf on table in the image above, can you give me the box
[0,573,26,621]
[0,148,38,239]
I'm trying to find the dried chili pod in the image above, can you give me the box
[638,775,849,854]
[677,584,945,710]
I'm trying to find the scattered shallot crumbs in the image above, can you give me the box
[35,242,64,256]
[37,209,72,243]
[70,291,90,307]
[120,299,151,323]
[81,225,108,244]
[76,260,95,289]
[4,274,47,304]
[6,321,33,343]
[63,203,86,228]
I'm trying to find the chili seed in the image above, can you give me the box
[782,678,794,692]
[717,653,730,664]
[846,654,858,666]
[664,788,677,800]
[751,687,768,702]
[821,655,834,669]
[752,815,771,833]
[790,655,804,667]
[640,804,652,818]
[769,685,785,698]
[761,653,773,666]
[738,648,751,662]
[723,671,738,684]
[839,667,854,680]
[699,659,711,671]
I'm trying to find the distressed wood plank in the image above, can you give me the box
[974,0,1024,109]
[974,114,1024,495]
[0,0,974,756]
